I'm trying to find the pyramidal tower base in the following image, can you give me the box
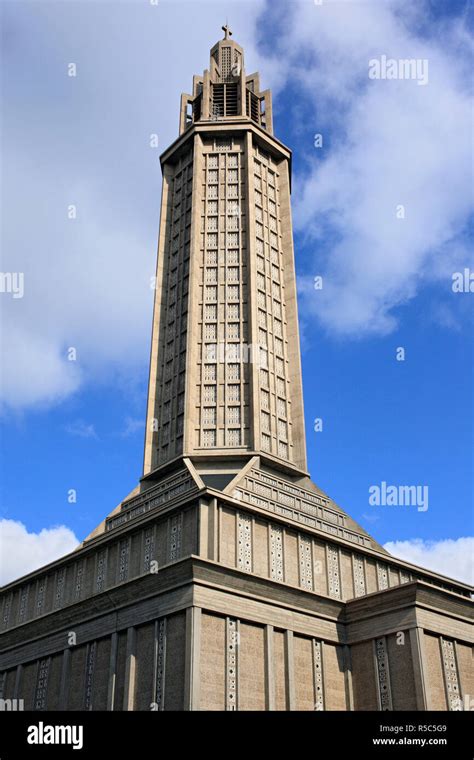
[1,30,471,712]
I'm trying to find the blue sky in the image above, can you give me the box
[1,0,473,585]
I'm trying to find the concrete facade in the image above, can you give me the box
[1,30,472,712]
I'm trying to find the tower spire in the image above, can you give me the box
[178,31,274,134]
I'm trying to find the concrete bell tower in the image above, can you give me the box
[144,25,307,486]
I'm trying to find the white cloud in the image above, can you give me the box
[0,519,79,586]
[264,0,473,336]
[384,536,474,585]
[1,325,83,411]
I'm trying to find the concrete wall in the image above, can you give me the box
[1,505,197,634]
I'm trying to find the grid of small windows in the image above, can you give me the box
[206,249,218,265]
[202,406,217,425]
[228,406,241,425]
[18,586,29,623]
[36,578,46,616]
[228,384,240,402]
[227,322,240,340]
[198,150,249,449]
[228,429,241,446]
[203,384,217,403]
[205,323,217,340]
[1,594,11,629]
[34,658,50,711]
[204,364,217,382]
[53,568,65,610]
[253,151,292,462]
[203,429,216,447]
[118,539,130,583]
[227,284,239,300]
[206,267,217,282]
[156,151,193,465]
[206,285,217,300]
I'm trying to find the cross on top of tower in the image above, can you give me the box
[221,23,232,40]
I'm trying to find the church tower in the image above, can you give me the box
[144,23,306,478]
[0,30,471,713]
